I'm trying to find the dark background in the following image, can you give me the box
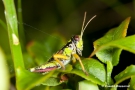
[0,0,135,87]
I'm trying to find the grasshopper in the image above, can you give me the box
[29,12,96,75]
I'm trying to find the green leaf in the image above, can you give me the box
[42,77,62,86]
[90,17,130,66]
[71,58,106,85]
[106,35,135,54]
[41,64,72,86]
[27,34,66,65]
[107,61,113,85]
[32,85,63,90]
[49,86,64,90]
[27,41,50,65]
[16,68,55,90]
[79,80,99,90]
[57,64,73,73]
[31,85,48,90]
[0,47,10,90]
[91,35,135,57]
[114,65,135,85]
[23,53,36,69]
[43,34,66,54]
[128,76,135,90]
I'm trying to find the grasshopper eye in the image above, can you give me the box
[74,35,80,41]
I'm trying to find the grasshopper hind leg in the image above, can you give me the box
[29,54,69,73]
[53,54,69,70]
[29,62,59,73]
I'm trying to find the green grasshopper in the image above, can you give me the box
[29,12,96,75]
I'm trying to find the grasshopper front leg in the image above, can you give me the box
[73,54,88,75]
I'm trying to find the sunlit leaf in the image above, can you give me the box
[106,35,135,54]
[90,17,130,66]
[71,58,106,85]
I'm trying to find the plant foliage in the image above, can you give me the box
[1,0,135,90]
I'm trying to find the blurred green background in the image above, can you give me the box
[0,0,134,55]
[0,0,135,89]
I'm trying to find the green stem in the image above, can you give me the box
[17,0,26,51]
[3,0,24,71]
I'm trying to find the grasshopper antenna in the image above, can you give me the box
[81,12,96,37]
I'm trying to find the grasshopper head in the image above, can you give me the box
[72,35,83,56]
[71,12,96,56]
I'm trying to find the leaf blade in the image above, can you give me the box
[71,58,106,85]
[90,17,130,66]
